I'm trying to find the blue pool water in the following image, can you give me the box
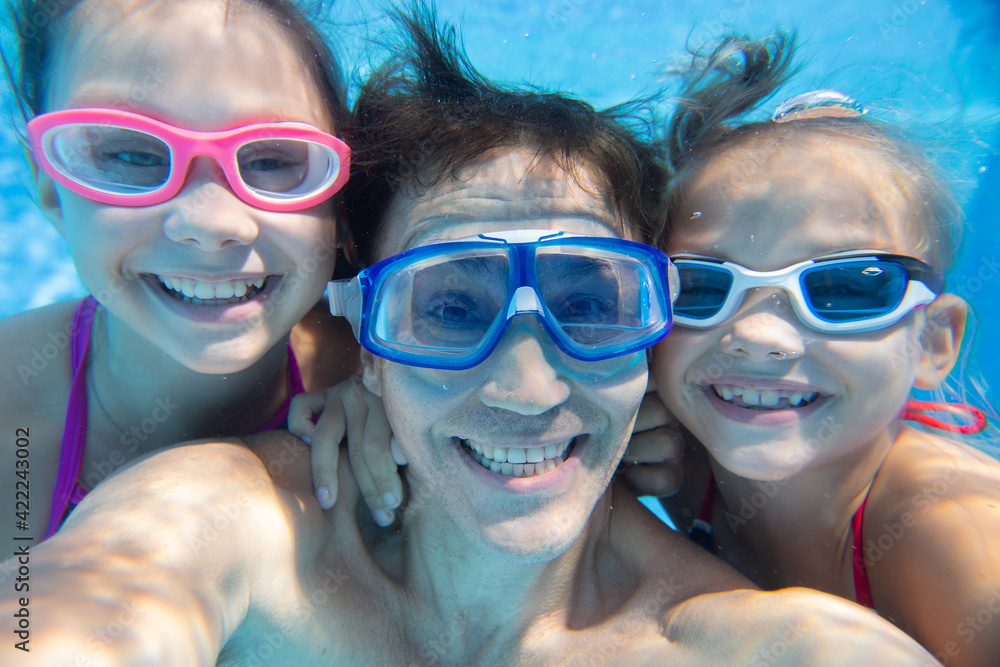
[2,0,998,409]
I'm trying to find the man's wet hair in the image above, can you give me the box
[344,3,667,265]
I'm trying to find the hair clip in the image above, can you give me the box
[771,90,867,123]
[901,400,988,435]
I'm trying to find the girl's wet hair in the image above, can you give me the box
[344,3,666,266]
[660,32,962,272]
[3,0,348,130]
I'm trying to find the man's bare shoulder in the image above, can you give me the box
[608,482,753,598]
[599,487,936,665]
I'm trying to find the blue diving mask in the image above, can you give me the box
[328,229,680,370]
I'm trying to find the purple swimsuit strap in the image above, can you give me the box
[46,299,304,539]
[45,296,98,538]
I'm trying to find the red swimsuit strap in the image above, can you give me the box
[851,494,875,608]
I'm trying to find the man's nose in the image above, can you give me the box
[478,317,571,415]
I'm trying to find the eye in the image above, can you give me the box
[412,291,494,347]
[426,293,483,325]
[557,293,616,322]
[106,150,164,167]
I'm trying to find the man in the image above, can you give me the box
[1,11,937,666]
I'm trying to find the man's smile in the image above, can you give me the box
[459,437,577,477]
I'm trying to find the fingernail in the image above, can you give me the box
[373,510,392,526]
[316,487,332,508]
[382,492,399,509]
[301,432,312,446]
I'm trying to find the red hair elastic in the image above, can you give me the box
[902,400,988,435]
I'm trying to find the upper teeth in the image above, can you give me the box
[158,276,265,300]
[713,385,818,407]
[463,439,573,477]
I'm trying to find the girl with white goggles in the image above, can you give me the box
[329,229,680,370]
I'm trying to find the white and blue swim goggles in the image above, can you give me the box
[328,229,680,370]
[672,250,944,333]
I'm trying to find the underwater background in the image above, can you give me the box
[2,0,998,409]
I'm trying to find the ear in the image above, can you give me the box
[913,293,967,390]
[28,150,67,236]
[360,349,383,397]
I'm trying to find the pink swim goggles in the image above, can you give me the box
[27,108,350,212]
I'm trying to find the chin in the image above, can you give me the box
[169,343,270,375]
[475,511,589,563]
[712,442,813,482]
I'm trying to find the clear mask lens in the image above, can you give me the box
[47,124,172,193]
[236,138,340,198]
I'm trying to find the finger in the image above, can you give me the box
[342,385,385,517]
[632,390,678,433]
[622,426,683,466]
[287,391,329,443]
[622,462,683,498]
[390,436,408,466]
[309,391,351,509]
[360,394,403,510]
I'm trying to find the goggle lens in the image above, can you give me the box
[48,125,172,193]
[537,249,655,347]
[802,261,908,322]
[674,264,733,321]
[236,138,339,198]
[374,250,512,354]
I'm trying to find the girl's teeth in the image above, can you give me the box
[712,385,819,409]
[759,390,780,407]
[158,276,267,304]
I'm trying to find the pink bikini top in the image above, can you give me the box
[45,296,305,538]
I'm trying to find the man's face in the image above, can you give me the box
[362,147,649,561]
